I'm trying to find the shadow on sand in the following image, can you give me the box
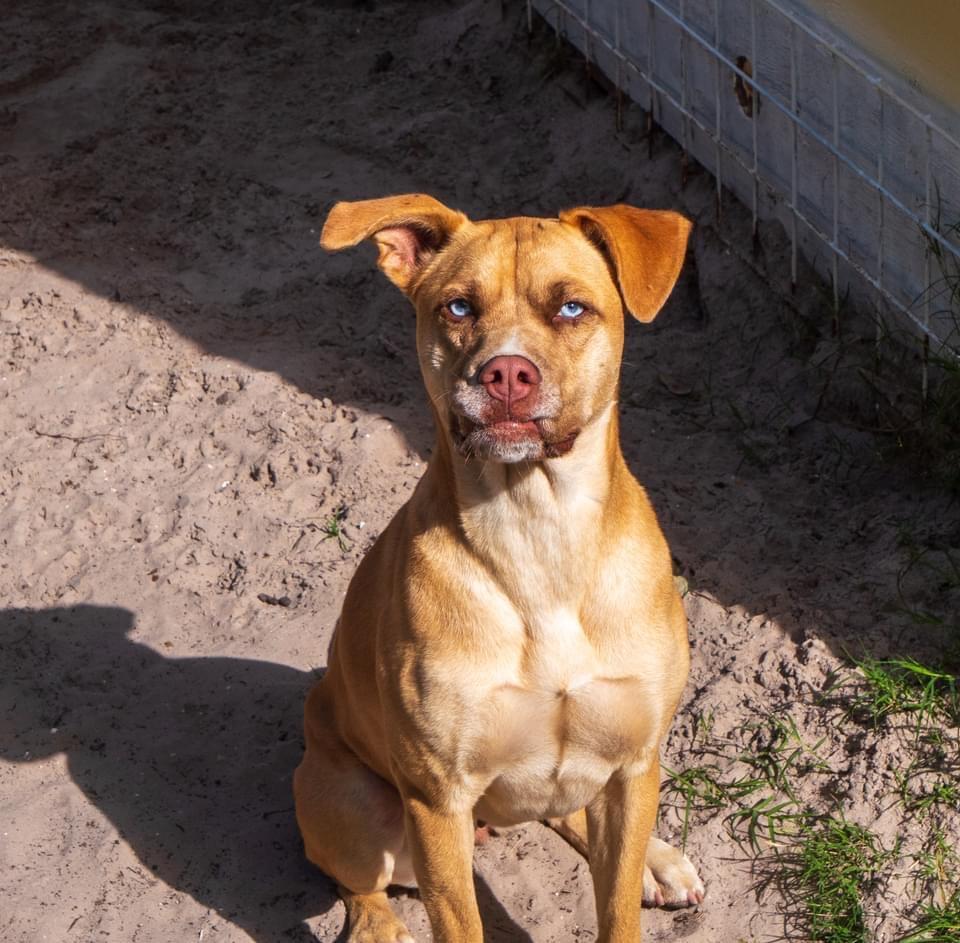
[1,605,531,941]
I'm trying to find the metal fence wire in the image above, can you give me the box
[530,0,960,371]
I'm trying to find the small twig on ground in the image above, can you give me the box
[32,426,127,457]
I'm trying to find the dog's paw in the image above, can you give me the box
[348,917,415,943]
[351,932,414,943]
[343,890,416,943]
[642,836,705,908]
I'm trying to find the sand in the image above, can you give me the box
[2,1,957,941]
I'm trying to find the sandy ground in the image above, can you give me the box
[1,2,957,941]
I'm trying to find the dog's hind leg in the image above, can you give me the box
[339,889,414,943]
[294,684,415,941]
[547,809,705,908]
[547,809,590,856]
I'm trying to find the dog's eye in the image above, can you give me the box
[558,301,585,319]
[446,298,472,320]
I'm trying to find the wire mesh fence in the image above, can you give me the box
[530,0,960,374]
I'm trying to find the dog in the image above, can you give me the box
[294,194,704,942]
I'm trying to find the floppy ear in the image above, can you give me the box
[321,193,468,293]
[559,205,692,322]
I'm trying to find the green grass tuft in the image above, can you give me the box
[320,505,351,552]
[783,817,896,943]
[662,763,765,846]
[725,795,806,854]
[739,713,832,797]
[844,656,959,731]
[897,891,960,942]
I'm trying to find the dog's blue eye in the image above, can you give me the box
[559,301,584,319]
[447,298,472,319]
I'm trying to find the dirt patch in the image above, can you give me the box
[1,2,957,941]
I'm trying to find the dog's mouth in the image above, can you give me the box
[451,415,579,462]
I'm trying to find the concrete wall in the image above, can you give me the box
[801,0,960,113]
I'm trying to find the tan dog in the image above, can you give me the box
[294,194,704,942]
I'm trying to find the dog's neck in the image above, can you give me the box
[427,402,624,608]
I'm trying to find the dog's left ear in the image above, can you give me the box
[321,194,467,293]
[559,205,692,322]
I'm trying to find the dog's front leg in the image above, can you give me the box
[587,760,661,942]
[403,791,483,942]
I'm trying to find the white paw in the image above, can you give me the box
[642,836,705,908]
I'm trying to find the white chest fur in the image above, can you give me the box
[427,413,665,821]
[443,604,661,826]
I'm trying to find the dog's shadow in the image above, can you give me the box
[0,606,532,942]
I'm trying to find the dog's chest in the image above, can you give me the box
[413,470,664,822]
[448,605,660,825]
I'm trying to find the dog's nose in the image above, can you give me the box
[478,355,542,404]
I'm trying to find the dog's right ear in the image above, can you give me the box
[321,194,467,293]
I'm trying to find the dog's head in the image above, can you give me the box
[322,194,690,463]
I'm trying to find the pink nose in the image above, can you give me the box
[479,355,542,405]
